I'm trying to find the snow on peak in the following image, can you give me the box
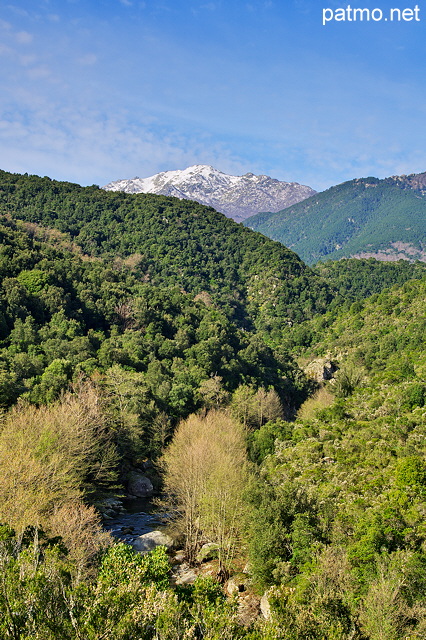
[102,166,316,221]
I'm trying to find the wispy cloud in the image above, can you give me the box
[77,53,98,66]
[0,97,250,185]
[26,65,52,80]
[199,3,219,10]
[0,0,425,191]
[15,30,33,44]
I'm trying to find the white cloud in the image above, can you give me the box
[4,5,31,19]
[0,101,250,186]
[0,44,13,56]
[15,31,33,44]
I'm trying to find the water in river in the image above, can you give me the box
[103,497,168,545]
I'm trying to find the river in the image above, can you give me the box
[103,497,169,545]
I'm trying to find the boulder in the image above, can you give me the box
[127,472,154,497]
[260,592,272,620]
[226,575,246,595]
[304,358,337,383]
[173,563,198,585]
[131,530,174,554]
[197,542,220,563]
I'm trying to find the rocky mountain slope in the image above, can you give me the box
[102,165,316,221]
[244,172,426,264]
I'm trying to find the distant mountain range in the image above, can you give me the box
[244,172,426,264]
[102,165,316,221]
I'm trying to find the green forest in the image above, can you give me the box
[244,175,426,264]
[0,169,425,639]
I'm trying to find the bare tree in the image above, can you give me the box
[161,410,248,576]
[0,383,117,532]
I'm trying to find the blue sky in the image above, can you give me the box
[0,0,425,190]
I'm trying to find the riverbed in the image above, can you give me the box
[103,497,169,545]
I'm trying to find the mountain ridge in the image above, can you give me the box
[0,168,331,334]
[102,164,316,221]
[244,171,426,264]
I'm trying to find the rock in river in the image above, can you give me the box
[127,472,154,497]
[131,530,174,554]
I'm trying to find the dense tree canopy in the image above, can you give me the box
[0,168,425,639]
[245,175,426,263]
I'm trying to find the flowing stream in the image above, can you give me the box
[103,497,168,545]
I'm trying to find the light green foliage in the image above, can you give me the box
[0,169,426,637]
[0,384,118,531]
[395,456,426,495]
[99,542,170,590]
[231,385,284,428]
[16,268,49,294]
[162,410,248,572]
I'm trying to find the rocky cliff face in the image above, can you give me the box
[102,165,315,221]
[390,171,426,194]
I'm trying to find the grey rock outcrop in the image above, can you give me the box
[103,165,315,222]
[131,530,174,554]
[304,358,337,383]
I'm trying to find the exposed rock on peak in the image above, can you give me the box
[103,165,315,221]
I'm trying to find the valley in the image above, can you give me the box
[0,168,425,639]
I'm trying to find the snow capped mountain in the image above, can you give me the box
[102,165,316,221]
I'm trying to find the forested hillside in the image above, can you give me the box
[0,213,314,458]
[0,169,331,332]
[312,257,426,310]
[244,175,426,264]
[0,169,425,639]
[244,276,426,638]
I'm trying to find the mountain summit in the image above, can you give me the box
[102,165,316,221]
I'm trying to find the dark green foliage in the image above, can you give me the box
[247,481,326,588]
[0,213,313,468]
[245,176,426,264]
[314,258,426,307]
[248,419,293,463]
[402,383,426,409]
[0,169,332,329]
